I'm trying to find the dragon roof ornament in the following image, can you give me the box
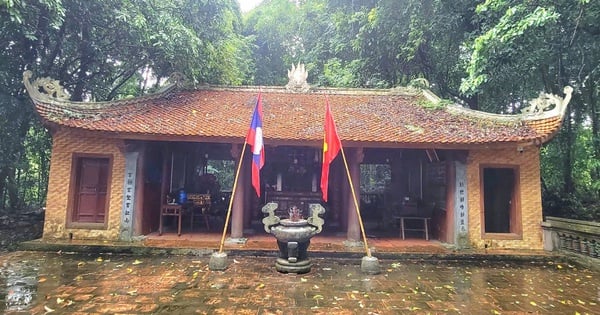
[22,70,71,102]
[23,71,183,120]
[521,86,573,117]
[440,86,573,123]
[285,63,310,93]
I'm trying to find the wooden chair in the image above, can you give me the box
[159,203,183,236]
[187,193,211,231]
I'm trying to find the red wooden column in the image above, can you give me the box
[160,146,170,208]
[329,164,343,228]
[243,153,254,228]
[346,148,363,243]
[330,158,345,229]
[230,144,246,239]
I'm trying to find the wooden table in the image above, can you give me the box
[159,204,183,236]
[398,216,431,240]
[187,194,211,231]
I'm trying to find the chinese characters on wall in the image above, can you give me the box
[454,161,468,247]
[120,152,138,241]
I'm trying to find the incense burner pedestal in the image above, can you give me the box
[262,203,325,273]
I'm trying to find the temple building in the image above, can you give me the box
[23,67,572,250]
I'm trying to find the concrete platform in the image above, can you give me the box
[20,231,559,263]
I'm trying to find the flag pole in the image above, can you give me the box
[217,142,248,253]
[339,147,372,257]
[211,91,262,270]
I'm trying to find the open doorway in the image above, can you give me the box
[482,166,520,234]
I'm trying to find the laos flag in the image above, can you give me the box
[246,93,264,197]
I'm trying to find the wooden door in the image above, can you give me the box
[73,158,109,223]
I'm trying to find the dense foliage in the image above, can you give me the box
[1,0,598,221]
[0,0,252,210]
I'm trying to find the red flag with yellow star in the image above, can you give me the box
[320,97,342,202]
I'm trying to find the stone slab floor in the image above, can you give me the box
[0,251,598,314]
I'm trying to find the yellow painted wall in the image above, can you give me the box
[43,128,125,240]
[467,147,543,250]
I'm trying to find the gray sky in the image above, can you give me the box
[238,0,263,12]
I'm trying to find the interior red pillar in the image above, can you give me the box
[230,144,245,239]
[346,148,363,242]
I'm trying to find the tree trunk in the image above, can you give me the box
[0,168,8,210]
[562,104,574,194]
[71,7,93,101]
[586,80,600,194]
[6,167,20,211]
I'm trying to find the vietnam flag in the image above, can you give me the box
[320,97,342,202]
[246,93,265,197]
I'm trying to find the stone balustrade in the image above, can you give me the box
[542,216,600,260]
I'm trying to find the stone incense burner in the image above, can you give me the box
[261,202,325,273]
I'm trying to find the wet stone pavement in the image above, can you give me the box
[0,251,598,314]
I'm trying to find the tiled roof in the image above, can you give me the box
[26,80,566,148]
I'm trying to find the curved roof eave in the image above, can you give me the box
[24,71,572,147]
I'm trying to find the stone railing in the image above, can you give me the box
[542,216,600,260]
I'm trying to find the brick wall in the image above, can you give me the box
[467,147,543,250]
[43,127,125,240]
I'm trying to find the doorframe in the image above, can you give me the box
[479,164,522,239]
[66,153,113,229]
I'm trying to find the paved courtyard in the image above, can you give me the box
[1,251,598,314]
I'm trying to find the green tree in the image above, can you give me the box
[243,0,303,85]
[0,0,253,210]
[461,0,600,220]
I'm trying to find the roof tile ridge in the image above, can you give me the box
[195,84,422,96]
[421,89,522,123]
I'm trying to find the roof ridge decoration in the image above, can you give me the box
[164,72,186,89]
[408,78,430,89]
[22,70,70,102]
[521,86,573,117]
[23,70,180,119]
[285,63,310,93]
[435,86,573,123]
